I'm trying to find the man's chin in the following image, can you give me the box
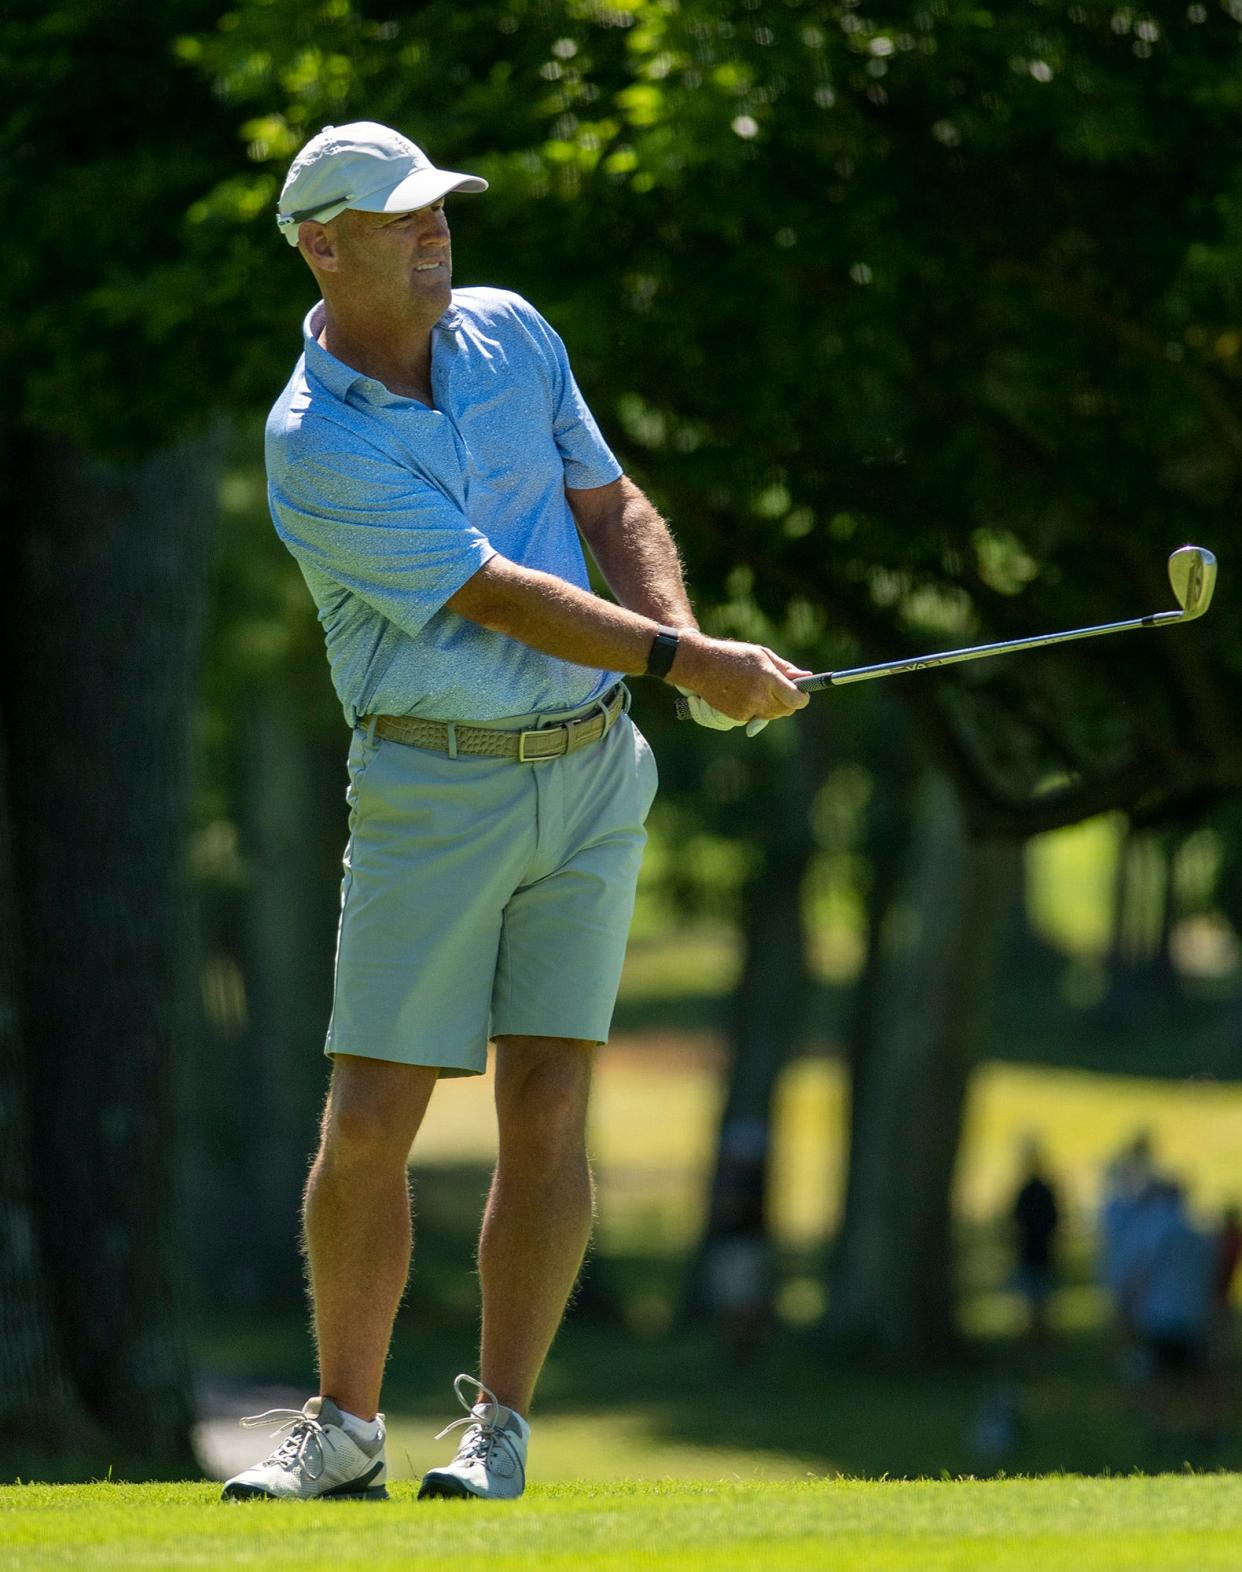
[416,279,453,313]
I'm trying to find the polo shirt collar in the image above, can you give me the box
[301,300,463,406]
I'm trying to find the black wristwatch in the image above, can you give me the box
[645,627,681,680]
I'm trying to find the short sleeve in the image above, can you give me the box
[519,306,622,490]
[268,427,495,640]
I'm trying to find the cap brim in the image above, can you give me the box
[353,166,488,214]
[277,165,487,245]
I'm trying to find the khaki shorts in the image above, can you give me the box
[325,693,658,1076]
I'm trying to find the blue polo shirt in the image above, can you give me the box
[266,288,623,725]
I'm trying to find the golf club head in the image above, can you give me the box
[1167,545,1217,620]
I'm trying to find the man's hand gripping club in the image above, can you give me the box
[668,631,811,737]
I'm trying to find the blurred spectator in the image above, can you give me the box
[1125,1128,1156,1180]
[1098,1128,1161,1389]
[1117,1179,1216,1440]
[1209,1204,1241,1399]
[703,1117,770,1366]
[1009,1137,1060,1343]
[970,1380,1024,1466]
[1214,1204,1242,1320]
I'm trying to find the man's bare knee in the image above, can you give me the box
[494,1039,593,1159]
[320,1056,439,1167]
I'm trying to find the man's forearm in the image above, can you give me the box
[568,476,698,629]
[445,554,678,676]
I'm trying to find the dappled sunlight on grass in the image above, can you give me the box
[617,925,741,998]
[414,1046,1242,1261]
[960,1063,1242,1223]
[960,1283,1104,1341]
[1026,816,1124,960]
[383,1412,815,1486]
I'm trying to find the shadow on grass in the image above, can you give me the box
[615,954,1241,1082]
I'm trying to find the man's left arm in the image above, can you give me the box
[568,474,811,734]
[566,476,698,628]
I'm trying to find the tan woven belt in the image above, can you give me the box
[361,684,627,762]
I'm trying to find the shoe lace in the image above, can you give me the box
[239,1408,333,1481]
[433,1374,522,1482]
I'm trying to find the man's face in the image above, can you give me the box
[307,199,453,316]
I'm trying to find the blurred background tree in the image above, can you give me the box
[178,0,1242,1358]
[3,0,1242,1474]
[0,0,250,1470]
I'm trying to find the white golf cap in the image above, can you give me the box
[276,121,487,246]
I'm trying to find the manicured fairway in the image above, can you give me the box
[3,1476,1240,1571]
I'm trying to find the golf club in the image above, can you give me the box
[673,544,1217,721]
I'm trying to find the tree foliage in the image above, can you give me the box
[170,0,1242,831]
[5,0,1242,1451]
[0,0,253,454]
[11,0,1231,838]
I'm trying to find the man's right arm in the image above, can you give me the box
[446,555,808,725]
[269,429,806,725]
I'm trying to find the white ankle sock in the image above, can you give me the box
[339,1409,383,1445]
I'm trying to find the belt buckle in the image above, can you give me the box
[518,725,568,763]
[517,689,618,762]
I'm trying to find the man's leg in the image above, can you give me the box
[303,1055,441,1419]
[477,1035,596,1416]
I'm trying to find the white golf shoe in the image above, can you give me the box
[418,1374,529,1500]
[221,1395,388,1501]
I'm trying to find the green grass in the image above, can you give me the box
[4,1476,1240,1571]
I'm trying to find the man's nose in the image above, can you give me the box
[419,208,450,244]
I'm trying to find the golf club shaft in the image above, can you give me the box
[672,543,1214,721]
[794,607,1184,691]
[672,607,1183,720]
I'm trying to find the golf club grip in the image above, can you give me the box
[673,671,830,721]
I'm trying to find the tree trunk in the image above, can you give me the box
[825,771,1021,1360]
[181,693,343,1307]
[4,435,219,1466]
[0,717,82,1436]
[684,724,818,1322]
[1100,823,1179,1030]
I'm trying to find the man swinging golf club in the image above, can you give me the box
[221,121,809,1505]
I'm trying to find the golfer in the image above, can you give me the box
[223,121,808,1504]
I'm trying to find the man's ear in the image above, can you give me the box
[300,220,339,271]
